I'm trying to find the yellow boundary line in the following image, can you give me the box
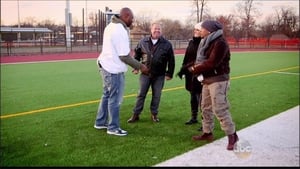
[231,66,299,80]
[1,66,298,119]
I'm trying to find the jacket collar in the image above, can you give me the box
[111,15,128,30]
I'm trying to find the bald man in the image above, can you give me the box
[119,7,134,28]
[94,7,149,136]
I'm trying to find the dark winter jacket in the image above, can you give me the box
[134,36,175,78]
[180,37,202,92]
[192,35,230,84]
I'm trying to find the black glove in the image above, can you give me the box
[176,71,184,79]
[176,66,186,79]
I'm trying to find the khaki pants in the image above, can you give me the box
[201,80,235,135]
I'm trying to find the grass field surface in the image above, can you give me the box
[0,51,299,166]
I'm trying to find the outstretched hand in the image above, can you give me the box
[165,76,172,81]
[132,69,139,74]
[140,64,149,75]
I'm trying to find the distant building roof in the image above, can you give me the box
[270,34,289,40]
[0,27,53,33]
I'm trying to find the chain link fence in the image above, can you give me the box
[1,39,299,56]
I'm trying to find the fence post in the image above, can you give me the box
[40,39,43,54]
[6,41,13,56]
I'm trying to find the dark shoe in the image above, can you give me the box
[192,132,214,142]
[127,114,139,123]
[185,119,198,125]
[197,126,203,131]
[151,114,159,122]
[227,132,239,150]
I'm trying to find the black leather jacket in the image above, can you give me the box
[134,36,175,78]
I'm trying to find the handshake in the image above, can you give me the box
[132,64,149,75]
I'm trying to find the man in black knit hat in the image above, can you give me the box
[188,20,239,151]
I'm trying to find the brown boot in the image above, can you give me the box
[127,114,139,123]
[227,132,239,150]
[192,132,214,142]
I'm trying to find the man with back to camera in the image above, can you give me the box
[94,7,149,136]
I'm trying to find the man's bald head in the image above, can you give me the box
[119,7,134,27]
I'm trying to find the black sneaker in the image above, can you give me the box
[185,119,198,125]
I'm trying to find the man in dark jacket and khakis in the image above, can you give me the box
[188,20,239,150]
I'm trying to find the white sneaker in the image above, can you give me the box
[94,124,108,129]
[107,128,128,136]
[118,128,128,134]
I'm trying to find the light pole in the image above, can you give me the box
[65,0,71,48]
[85,0,89,44]
[17,0,21,43]
[85,0,88,34]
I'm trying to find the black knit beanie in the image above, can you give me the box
[201,20,223,33]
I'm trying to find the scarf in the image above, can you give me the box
[195,29,223,63]
[111,15,130,35]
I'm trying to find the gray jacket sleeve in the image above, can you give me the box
[119,54,142,70]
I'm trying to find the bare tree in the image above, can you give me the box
[257,16,276,47]
[215,14,235,37]
[38,19,56,28]
[182,19,196,39]
[88,11,97,27]
[134,10,160,33]
[158,19,182,40]
[191,0,208,22]
[21,16,38,27]
[273,6,299,38]
[230,17,243,46]
[235,0,261,39]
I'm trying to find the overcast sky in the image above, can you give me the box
[1,0,299,25]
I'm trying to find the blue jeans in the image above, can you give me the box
[133,74,165,115]
[95,68,124,131]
